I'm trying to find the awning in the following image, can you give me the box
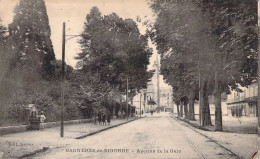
[227,96,258,105]
[245,96,257,103]
[227,100,246,105]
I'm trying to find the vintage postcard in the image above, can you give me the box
[0,0,259,158]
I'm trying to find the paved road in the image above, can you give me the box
[32,113,238,159]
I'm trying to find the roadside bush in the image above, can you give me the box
[0,81,86,126]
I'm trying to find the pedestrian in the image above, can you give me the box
[39,111,46,129]
[107,113,111,125]
[142,110,143,115]
[122,110,126,119]
[118,111,121,119]
[102,113,106,125]
[98,112,102,125]
[39,111,46,123]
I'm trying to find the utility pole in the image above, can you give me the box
[144,89,147,113]
[60,22,65,137]
[126,77,129,120]
[198,60,202,126]
[140,91,142,117]
[257,1,260,136]
[59,22,81,137]
[198,24,203,126]
[156,53,160,109]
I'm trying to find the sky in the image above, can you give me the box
[0,0,171,88]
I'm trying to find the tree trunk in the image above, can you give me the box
[203,98,212,126]
[189,93,195,120]
[184,99,189,119]
[129,106,132,117]
[94,112,97,125]
[214,72,223,131]
[176,104,180,117]
[120,94,122,112]
[180,102,183,117]
[129,98,133,117]
[143,91,146,113]
[201,80,212,126]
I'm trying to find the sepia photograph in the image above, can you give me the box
[0,0,259,158]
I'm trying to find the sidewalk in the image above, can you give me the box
[220,116,257,134]
[172,115,259,158]
[176,114,257,134]
[0,117,141,159]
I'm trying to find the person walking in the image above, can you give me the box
[101,113,106,125]
[98,112,102,125]
[122,110,126,119]
[107,113,111,125]
[118,110,121,119]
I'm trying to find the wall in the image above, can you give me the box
[0,118,93,136]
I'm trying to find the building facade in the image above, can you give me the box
[226,82,258,117]
[132,53,173,113]
[160,88,173,111]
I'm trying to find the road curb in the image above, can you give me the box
[75,117,143,139]
[18,147,50,159]
[175,116,213,131]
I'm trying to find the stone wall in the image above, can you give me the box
[0,118,93,136]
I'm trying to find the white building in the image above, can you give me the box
[226,82,258,117]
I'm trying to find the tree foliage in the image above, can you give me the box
[149,0,257,127]
[9,0,55,80]
[76,7,153,104]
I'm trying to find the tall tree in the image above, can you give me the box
[149,0,257,129]
[0,18,8,80]
[149,0,213,125]
[9,0,55,81]
[0,19,6,41]
[0,19,12,103]
[76,7,153,109]
[202,0,257,131]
